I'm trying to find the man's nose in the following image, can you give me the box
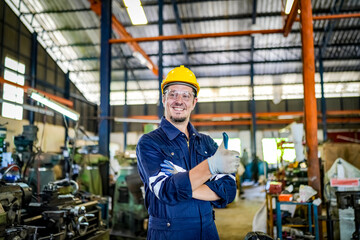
[174,93,183,100]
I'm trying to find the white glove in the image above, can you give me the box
[207,142,240,174]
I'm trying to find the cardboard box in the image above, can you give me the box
[269,182,282,194]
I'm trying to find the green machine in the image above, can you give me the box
[111,151,148,239]
[0,127,7,169]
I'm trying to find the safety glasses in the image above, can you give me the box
[164,89,195,101]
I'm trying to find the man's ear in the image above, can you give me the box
[162,94,166,105]
[192,97,198,108]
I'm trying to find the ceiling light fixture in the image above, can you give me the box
[284,0,295,14]
[114,117,160,124]
[123,0,148,25]
[29,89,80,121]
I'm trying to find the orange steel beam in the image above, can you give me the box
[283,0,299,37]
[0,77,74,107]
[192,119,295,127]
[300,0,321,197]
[191,113,252,120]
[88,0,159,76]
[129,110,359,122]
[190,118,360,127]
[296,12,360,21]
[326,110,360,116]
[109,29,284,43]
[326,118,360,123]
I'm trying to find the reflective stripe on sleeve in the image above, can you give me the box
[210,174,236,181]
[149,172,168,199]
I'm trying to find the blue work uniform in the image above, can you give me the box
[136,117,237,240]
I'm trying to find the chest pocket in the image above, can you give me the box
[195,144,216,161]
[160,146,184,162]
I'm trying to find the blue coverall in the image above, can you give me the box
[136,117,237,240]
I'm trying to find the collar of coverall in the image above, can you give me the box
[160,116,200,141]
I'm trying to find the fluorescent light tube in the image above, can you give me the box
[123,0,141,8]
[29,90,80,121]
[114,117,160,124]
[123,0,148,25]
[285,0,295,14]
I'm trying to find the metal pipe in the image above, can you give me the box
[109,29,284,43]
[300,0,321,196]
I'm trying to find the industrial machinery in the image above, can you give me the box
[0,126,7,166]
[111,151,148,239]
[0,123,110,239]
[13,125,38,173]
[336,191,360,240]
[0,179,108,240]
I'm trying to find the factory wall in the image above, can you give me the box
[0,117,89,153]
[0,2,97,134]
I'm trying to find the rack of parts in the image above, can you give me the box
[276,200,319,240]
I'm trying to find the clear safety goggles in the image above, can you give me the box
[164,89,195,101]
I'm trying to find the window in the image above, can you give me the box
[213,137,241,153]
[262,138,296,165]
[2,57,25,120]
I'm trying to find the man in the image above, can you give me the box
[136,65,240,239]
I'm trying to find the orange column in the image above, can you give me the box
[300,0,321,196]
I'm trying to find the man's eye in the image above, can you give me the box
[183,94,190,99]
[169,93,175,97]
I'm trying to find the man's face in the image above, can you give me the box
[162,84,198,124]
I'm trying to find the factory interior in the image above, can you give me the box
[0,0,360,239]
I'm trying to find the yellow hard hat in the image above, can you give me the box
[161,65,200,95]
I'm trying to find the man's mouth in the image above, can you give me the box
[173,107,184,111]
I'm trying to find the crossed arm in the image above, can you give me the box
[189,160,221,201]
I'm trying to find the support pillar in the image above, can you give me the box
[250,0,258,183]
[123,65,128,151]
[99,0,112,157]
[319,52,327,141]
[99,0,111,196]
[64,72,70,146]
[300,0,321,196]
[29,32,38,124]
[158,0,164,119]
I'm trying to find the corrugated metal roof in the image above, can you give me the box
[5,0,360,105]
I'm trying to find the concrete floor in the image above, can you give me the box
[215,184,266,239]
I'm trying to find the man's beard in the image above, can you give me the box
[169,102,187,123]
[170,115,186,123]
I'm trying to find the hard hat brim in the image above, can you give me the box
[163,82,198,96]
